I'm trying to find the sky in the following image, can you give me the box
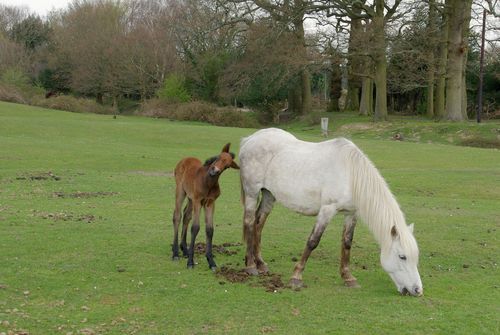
[0,0,71,16]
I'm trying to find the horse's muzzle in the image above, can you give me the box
[401,286,423,297]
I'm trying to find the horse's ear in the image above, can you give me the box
[230,161,240,170]
[222,143,231,153]
[408,223,414,234]
[391,226,398,239]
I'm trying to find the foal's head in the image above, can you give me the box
[204,143,240,177]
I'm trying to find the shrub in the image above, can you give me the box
[0,83,28,104]
[138,99,259,128]
[32,95,115,114]
[157,75,191,103]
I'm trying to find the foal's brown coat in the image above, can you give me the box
[172,143,239,269]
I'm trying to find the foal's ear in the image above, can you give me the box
[222,143,231,153]
[230,160,240,170]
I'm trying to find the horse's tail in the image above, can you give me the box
[240,173,247,242]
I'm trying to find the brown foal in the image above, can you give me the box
[172,143,239,270]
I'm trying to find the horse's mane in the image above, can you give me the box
[344,142,419,260]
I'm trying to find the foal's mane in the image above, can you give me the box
[343,141,418,260]
[204,152,236,167]
[204,156,218,166]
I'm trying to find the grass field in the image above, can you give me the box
[0,101,499,334]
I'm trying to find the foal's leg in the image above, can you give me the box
[172,186,186,260]
[289,204,337,289]
[180,199,193,257]
[253,189,275,273]
[187,201,202,268]
[340,214,360,288]
[204,200,217,271]
[243,195,259,275]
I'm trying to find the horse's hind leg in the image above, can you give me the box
[187,201,202,268]
[243,195,259,275]
[340,214,360,288]
[290,204,337,289]
[172,186,186,260]
[204,200,217,271]
[180,199,192,257]
[253,189,275,273]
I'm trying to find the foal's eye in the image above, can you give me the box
[399,255,407,261]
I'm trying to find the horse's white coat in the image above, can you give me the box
[239,128,423,296]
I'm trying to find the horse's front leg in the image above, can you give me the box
[172,187,186,260]
[289,204,337,289]
[243,196,258,275]
[187,201,202,268]
[340,214,360,288]
[204,200,217,271]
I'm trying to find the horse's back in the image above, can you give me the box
[239,129,359,214]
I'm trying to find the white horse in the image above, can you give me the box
[239,128,423,296]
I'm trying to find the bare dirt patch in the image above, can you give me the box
[128,170,173,177]
[216,266,250,283]
[193,242,242,256]
[216,266,286,292]
[53,191,118,199]
[16,171,61,181]
[32,210,98,223]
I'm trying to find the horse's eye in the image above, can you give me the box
[399,255,407,261]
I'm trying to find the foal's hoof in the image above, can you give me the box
[172,256,180,261]
[210,266,217,272]
[187,264,194,269]
[288,278,304,290]
[244,267,259,276]
[344,280,361,288]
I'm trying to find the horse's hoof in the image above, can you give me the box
[172,256,180,261]
[288,278,304,290]
[210,266,217,272]
[257,264,269,274]
[187,264,194,269]
[244,267,259,276]
[344,280,361,288]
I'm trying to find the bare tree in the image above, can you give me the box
[445,0,473,120]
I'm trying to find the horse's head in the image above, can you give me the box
[380,225,423,297]
[205,143,240,177]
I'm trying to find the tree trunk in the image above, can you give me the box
[288,80,303,115]
[445,0,472,121]
[435,9,448,119]
[372,0,388,120]
[293,15,311,115]
[347,87,360,111]
[359,77,372,115]
[301,68,312,114]
[426,0,437,118]
[96,92,103,104]
[346,3,363,111]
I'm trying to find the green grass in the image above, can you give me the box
[0,101,499,334]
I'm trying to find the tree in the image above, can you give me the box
[10,14,50,52]
[328,0,403,120]
[445,0,473,120]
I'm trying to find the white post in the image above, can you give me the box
[321,117,329,137]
